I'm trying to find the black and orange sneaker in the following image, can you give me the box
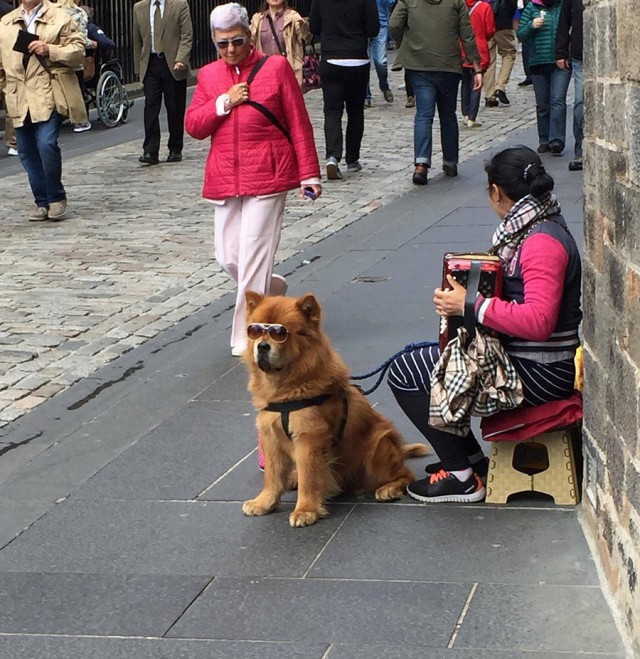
[425,456,489,480]
[406,470,486,503]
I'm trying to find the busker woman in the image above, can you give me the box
[386,145,582,503]
[250,0,311,87]
[185,2,321,357]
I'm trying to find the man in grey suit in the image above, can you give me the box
[133,0,192,164]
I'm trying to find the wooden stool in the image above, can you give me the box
[485,427,581,505]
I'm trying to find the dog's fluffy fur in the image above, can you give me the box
[241,292,429,527]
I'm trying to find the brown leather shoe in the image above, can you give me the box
[412,164,428,185]
[48,199,67,220]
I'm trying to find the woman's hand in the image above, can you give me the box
[299,183,322,199]
[433,274,466,317]
[227,82,249,107]
[532,17,545,28]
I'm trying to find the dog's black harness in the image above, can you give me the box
[264,393,349,445]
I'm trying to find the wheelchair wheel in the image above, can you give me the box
[96,70,126,128]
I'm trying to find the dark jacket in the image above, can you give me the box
[516,0,563,67]
[88,22,116,52]
[555,0,583,62]
[493,0,518,32]
[309,0,380,60]
[390,0,481,73]
[0,1,13,18]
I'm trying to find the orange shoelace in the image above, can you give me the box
[429,469,450,484]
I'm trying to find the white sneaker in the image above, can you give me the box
[73,122,92,133]
[7,147,18,156]
[270,274,288,296]
[466,119,482,128]
[231,345,246,357]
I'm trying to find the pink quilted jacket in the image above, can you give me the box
[185,49,320,200]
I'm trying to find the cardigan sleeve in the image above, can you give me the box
[476,233,569,341]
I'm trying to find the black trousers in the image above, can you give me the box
[319,60,369,164]
[142,54,187,156]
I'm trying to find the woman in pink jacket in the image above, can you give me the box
[186,2,321,356]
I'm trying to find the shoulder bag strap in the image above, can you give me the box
[463,261,482,347]
[245,55,292,144]
[266,13,286,56]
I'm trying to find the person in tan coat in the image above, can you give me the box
[250,0,311,87]
[133,0,193,165]
[0,0,85,221]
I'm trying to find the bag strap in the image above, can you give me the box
[265,13,286,56]
[244,56,292,143]
[463,261,482,347]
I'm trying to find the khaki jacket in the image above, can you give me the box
[0,1,85,127]
[133,0,193,81]
[250,9,311,86]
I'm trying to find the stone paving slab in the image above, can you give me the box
[0,64,542,429]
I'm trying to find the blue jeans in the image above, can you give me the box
[571,58,583,158]
[530,64,571,147]
[365,26,390,100]
[460,68,481,121]
[15,111,65,208]
[409,70,461,167]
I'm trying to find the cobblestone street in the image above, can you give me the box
[0,66,540,428]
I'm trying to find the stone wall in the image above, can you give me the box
[582,0,640,651]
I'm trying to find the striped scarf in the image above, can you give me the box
[491,193,561,266]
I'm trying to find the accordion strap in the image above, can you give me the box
[463,261,482,347]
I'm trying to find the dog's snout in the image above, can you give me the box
[257,341,271,354]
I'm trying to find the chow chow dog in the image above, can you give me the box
[241,291,429,527]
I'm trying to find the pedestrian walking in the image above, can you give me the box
[555,0,583,171]
[515,0,533,86]
[517,0,571,155]
[364,0,395,107]
[484,0,517,107]
[133,0,193,165]
[309,0,379,180]
[185,3,321,356]
[0,0,18,155]
[390,0,483,185]
[249,0,311,88]
[0,0,85,220]
[460,0,495,128]
[387,146,581,503]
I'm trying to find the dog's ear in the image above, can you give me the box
[245,291,264,315]
[296,293,321,323]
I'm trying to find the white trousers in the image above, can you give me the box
[213,193,287,350]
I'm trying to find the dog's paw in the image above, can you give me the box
[242,498,275,517]
[375,484,404,501]
[289,508,325,527]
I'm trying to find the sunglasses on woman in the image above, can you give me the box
[216,36,247,50]
[247,323,289,343]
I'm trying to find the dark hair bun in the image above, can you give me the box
[485,146,555,202]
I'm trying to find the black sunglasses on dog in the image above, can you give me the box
[247,323,289,343]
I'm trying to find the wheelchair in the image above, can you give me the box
[82,50,133,128]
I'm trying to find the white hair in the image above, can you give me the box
[210,3,250,33]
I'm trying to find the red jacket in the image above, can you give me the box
[185,48,320,200]
[461,0,495,72]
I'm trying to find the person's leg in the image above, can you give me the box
[142,56,164,156]
[468,83,482,122]
[344,63,370,165]
[4,112,17,150]
[484,37,497,100]
[531,70,551,147]
[460,68,471,119]
[405,69,414,99]
[32,111,65,204]
[409,70,437,167]
[548,64,571,148]
[234,193,287,350]
[521,39,531,81]
[370,27,390,93]
[495,29,516,93]
[571,58,583,159]
[320,60,345,162]
[15,117,49,208]
[164,68,187,155]
[435,72,462,168]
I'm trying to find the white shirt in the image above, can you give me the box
[150,0,165,54]
[21,3,43,35]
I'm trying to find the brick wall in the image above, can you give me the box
[582,0,640,651]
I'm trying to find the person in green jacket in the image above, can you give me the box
[516,0,571,155]
[390,0,483,185]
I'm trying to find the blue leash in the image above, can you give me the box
[351,341,438,395]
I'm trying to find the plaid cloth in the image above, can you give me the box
[429,327,524,436]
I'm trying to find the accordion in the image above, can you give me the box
[439,252,503,350]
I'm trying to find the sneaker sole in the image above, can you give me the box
[326,163,343,180]
[406,486,486,504]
